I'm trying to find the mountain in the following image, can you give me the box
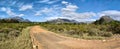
[0,17,31,23]
[46,18,79,24]
[94,16,114,24]
[9,17,31,22]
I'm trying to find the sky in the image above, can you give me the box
[0,0,120,22]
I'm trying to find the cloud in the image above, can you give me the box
[99,10,120,16]
[62,4,78,12]
[62,1,68,5]
[98,10,120,20]
[62,11,96,19]
[37,0,60,4]
[77,19,96,22]
[19,4,33,11]
[35,12,42,16]
[18,14,25,17]
[35,5,61,16]
[35,1,97,22]
[1,7,6,11]
[35,8,53,16]
[45,16,67,20]
[1,7,25,17]
[34,1,120,22]
[39,0,49,3]
[61,1,96,21]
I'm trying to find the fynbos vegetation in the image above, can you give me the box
[0,23,34,49]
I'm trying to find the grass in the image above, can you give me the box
[0,23,44,49]
[0,23,41,49]
[0,26,32,49]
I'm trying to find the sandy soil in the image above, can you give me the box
[30,26,120,49]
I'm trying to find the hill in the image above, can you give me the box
[46,18,79,24]
[0,17,30,23]
[94,16,114,24]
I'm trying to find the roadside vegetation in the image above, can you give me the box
[40,21,120,40]
[0,23,34,49]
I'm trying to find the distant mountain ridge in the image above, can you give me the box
[0,16,119,23]
[9,17,31,22]
[0,17,30,23]
[46,16,120,24]
[46,18,79,23]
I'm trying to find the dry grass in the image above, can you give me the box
[0,27,32,49]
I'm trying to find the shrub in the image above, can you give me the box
[102,32,113,37]
[87,29,98,36]
[40,23,117,39]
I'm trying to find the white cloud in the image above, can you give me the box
[1,7,6,11]
[61,1,96,21]
[99,10,120,16]
[62,4,78,12]
[1,7,24,17]
[19,4,33,11]
[45,16,67,20]
[41,8,53,13]
[77,19,96,22]
[39,0,49,3]
[35,5,61,16]
[18,14,25,17]
[35,8,53,16]
[98,10,120,20]
[62,1,68,5]
[17,2,24,7]
[62,11,96,19]
[37,0,60,4]
[35,12,42,16]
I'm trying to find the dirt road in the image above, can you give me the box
[30,26,120,49]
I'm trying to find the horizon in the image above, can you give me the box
[0,0,120,22]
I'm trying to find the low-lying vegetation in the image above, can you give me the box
[41,21,120,40]
[0,23,35,49]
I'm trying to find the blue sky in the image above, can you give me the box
[0,0,120,22]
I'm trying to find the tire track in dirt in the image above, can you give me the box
[30,26,120,49]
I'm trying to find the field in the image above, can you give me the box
[0,22,120,49]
